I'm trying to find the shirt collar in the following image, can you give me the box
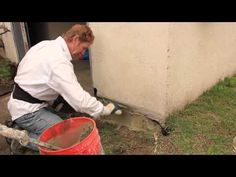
[55,36,72,61]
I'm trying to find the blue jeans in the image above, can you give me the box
[15,107,63,151]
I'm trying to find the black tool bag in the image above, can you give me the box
[52,95,76,114]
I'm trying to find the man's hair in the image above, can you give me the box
[63,24,94,43]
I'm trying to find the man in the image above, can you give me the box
[8,24,115,151]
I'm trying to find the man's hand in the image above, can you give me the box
[101,103,115,116]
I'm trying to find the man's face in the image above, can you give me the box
[71,36,91,60]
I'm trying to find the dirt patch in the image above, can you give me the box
[0,94,11,154]
[192,134,214,153]
[154,136,180,154]
[0,78,14,87]
[97,121,156,155]
[0,84,13,96]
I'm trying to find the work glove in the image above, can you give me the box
[101,102,123,116]
[101,103,115,116]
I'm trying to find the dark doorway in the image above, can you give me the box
[26,23,49,46]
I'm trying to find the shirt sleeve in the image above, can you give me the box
[47,61,104,118]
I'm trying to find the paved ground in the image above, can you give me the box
[0,85,13,96]
[72,59,94,95]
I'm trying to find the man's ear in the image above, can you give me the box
[74,35,81,45]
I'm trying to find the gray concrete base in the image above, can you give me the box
[101,109,161,132]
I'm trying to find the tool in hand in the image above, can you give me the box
[0,123,62,151]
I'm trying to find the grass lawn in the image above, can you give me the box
[0,58,12,80]
[98,75,236,154]
[165,76,236,154]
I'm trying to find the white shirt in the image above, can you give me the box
[8,36,104,121]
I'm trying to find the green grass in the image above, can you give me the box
[97,75,236,154]
[0,58,12,79]
[166,76,236,154]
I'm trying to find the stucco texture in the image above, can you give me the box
[89,23,236,122]
[166,23,236,113]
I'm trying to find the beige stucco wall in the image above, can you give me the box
[89,23,236,122]
[166,23,236,113]
[89,23,169,120]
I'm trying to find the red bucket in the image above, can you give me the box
[38,117,103,155]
